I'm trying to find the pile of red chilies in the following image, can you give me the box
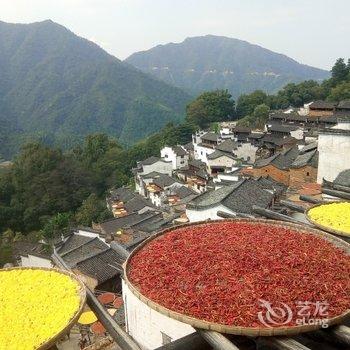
[128,221,350,327]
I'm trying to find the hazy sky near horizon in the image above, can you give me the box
[1,0,349,70]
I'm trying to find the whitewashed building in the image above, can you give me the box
[122,280,194,349]
[13,242,53,268]
[317,124,350,183]
[206,150,237,175]
[186,179,274,222]
[134,157,173,196]
[160,146,189,170]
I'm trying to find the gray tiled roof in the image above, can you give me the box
[291,150,318,169]
[254,153,279,168]
[248,133,264,139]
[334,169,350,187]
[75,248,123,284]
[201,132,219,142]
[269,112,287,120]
[140,171,163,179]
[261,134,297,147]
[172,145,187,156]
[216,139,238,153]
[207,149,236,160]
[256,176,286,195]
[124,195,155,212]
[61,237,109,268]
[153,174,178,188]
[233,126,251,133]
[99,212,156,235]
[188,183,241,208]
[286,114,307,122]
[187,179,273,214]
[269,124,299,133]
[254,146,299,170]
[57,234,93,254]
[337,100,350,110]
[131,212,174,233]
[221,179,273,214]
[172,185,196,199]
[110,187,135,202]
[183,142,194,151]
[300,142,317,154]
[140,156,161,165]
[13,242,52,260]
[188,159,206,169]
[310,100,336,109]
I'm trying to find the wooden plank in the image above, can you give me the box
[322,188,350,200]
[329,325,350,345]
[260,337,311,350]
[217,211,255,219]
[52,253,141,350]
[155,332,211,350]
[252,206,305,225]
[299,195,323,204]
[279,200,306,213]
[197,330,240,350]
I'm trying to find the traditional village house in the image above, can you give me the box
[186,178,275,222]
[206,150,237,175]
[145,173,183,207]
[55,230,124,292]
[107,187,155,217]
[160,145,189,170]
[336,100,350,112]
[308,100,336,117]
[175,159,209,193]
[134,156,172,196]
[251,144,318,187]
[231,126,251,143]
[267,124,304,140]
[192,131,218,162]
[13,241,53,268]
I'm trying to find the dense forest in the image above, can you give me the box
[0,58,349,265]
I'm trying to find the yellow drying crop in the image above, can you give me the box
[0,269,82,350]
[308,202,350,235]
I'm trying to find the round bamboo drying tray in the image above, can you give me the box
[124,218,350,337]
[305,201,350,238]
[0,266,86,350]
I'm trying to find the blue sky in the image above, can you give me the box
[1,0,349,69]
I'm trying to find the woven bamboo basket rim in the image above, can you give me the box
[305,201,350,238]
[124,218,350,337]
[0,266,86,350]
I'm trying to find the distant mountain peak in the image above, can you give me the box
[0,20,191,158]
[126,35,329,98]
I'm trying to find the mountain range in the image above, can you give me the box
[0,21,330,159]
[0,20,191,158]
[126,35,329,98]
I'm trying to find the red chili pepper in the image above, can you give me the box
[128,221,350,328]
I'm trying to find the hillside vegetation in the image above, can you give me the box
[126,35,329,99]
[0,20,191,158]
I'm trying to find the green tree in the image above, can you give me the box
[236,90,268,117]
[327,82,350,102]
[41,212,72,241]
[331,58,349,84]
[186,90,235,128]
[252,104,270,127]
[75,194,112,226]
